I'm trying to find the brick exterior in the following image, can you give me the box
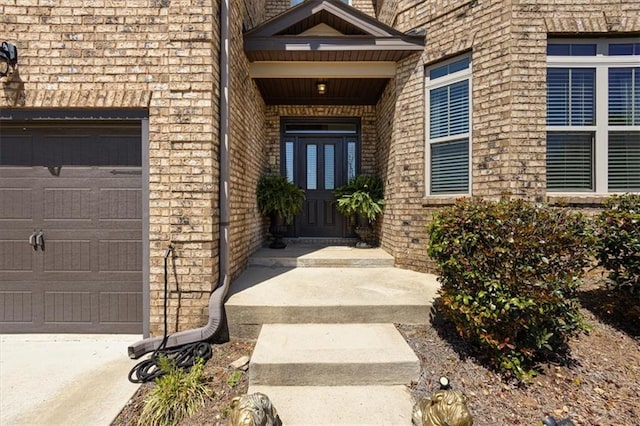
[266,0,376,20]
[375,0,640,272]
[1,0,638,331]
[229,0,268,282]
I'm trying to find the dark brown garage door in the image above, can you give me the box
[0,122,143,333]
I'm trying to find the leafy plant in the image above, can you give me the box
[594,193,640,296]
[227,370,243,388]
[138,357,212,426]
[256,174,305,224]
[334,175,385,222]
[427,197,594,381]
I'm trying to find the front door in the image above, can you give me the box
[281,119,359,238]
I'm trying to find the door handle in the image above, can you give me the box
[29,231,38,250]
[35,231,45,251]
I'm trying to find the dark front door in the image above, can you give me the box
[296,137,345,237]
[282,120,360,238]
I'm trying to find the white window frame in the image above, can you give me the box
[547,38,640,194]
[424,54,472,196]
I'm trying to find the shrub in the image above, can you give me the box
[138,357,212,426]
[594,194,640,296]
[427,197,593,381]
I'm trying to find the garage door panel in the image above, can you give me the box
[99,188,142,221]
[44,291,92,324]
[100,292,143,323]
[43,188,92,221]
[1,134,33,165]
[0,240,34,271]
[43,240,92,272]
[0,188,34,222]
[99,240,142,272]
[0,291,34,323]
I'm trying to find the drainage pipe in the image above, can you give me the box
[128,0,231,359]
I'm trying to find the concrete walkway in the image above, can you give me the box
[0,334,141,426]
[227,244,439,425]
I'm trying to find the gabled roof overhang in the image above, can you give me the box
[244,0,425,105]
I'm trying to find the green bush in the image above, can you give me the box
[138,357,212,426]
[594,194,640,296]
[427,197,593,381]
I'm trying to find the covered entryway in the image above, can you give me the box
[244,0,424,238]
[0,120,144,333]
[282,119,359,238]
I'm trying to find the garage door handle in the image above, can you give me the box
[29,231,38,250]
[36,231,45,251]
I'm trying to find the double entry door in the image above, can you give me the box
[282,133,358,238]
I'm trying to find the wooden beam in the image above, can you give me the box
[249,61,397,78]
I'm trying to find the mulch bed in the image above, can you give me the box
[113,278,639,426]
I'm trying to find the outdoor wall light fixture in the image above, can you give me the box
[316,80,327,95]
[0,42,18,77]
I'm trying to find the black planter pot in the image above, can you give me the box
[269,213,288,249]
[354,213,374,248]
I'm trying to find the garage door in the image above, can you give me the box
[0,122,143,333]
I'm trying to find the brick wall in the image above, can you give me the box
[0,0,221,335]
[229,0,268,280]
[266,0,289,20]
[375,0,640,272]
[265,0,376,21]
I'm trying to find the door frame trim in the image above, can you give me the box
[279,116,361,238]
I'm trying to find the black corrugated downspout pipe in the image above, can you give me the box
[127,0,231,360]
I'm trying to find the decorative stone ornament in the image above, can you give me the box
[229,392,282,426]
[412,385,474,426]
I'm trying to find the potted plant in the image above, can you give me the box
[334,175,385,247]
[257,174,305,249]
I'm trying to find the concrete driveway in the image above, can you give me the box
[0,334,141,426]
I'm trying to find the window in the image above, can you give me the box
[547,39,640,192]
[425,55,471,195]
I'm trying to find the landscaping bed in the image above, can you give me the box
[112,279,639,425]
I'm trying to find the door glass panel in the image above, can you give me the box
[306,145,317,190]
[285,141,294,182]
[347,141,357,181]
[324,145,335,190]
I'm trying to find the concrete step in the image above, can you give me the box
[248,385,414,426]
[226,266,438,338]
[249,323,419,386]
[248,245,395,268]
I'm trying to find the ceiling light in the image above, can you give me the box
[316,81,327,95]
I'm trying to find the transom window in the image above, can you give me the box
[546,39,640,193]
[425,55,471,195]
